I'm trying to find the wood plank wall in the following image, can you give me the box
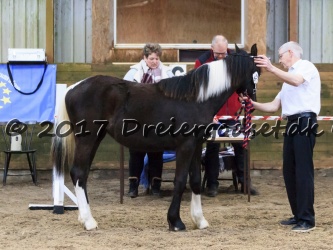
[117,0,241,44]
[0,0,47,62]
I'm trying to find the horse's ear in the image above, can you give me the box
[235,44,241,53]
[250,44,258,56]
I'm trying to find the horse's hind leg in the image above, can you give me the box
[189,143,209,229]
[70,137,102,230]
[74,177,98,230]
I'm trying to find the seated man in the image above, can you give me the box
[195,34,259,197]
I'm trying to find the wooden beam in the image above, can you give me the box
[245,0,267,54]
[289,0,298,42]
[92,0,113,63]
[45,0,54,63]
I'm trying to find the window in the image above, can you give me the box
[114,0,244,49]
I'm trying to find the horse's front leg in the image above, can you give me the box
[167,143,194,231]
[167,172,187,231]
[189,143,209,229]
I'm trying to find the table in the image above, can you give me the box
[207,136,251,202]
[118,136,251,203]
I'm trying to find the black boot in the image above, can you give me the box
[206,185,218,197]
[150,177,162,196]
[128,177,139,198]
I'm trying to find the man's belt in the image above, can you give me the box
[286,112,317,122]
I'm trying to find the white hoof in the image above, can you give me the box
[191,215,209,229]
[84,218,98,230]
[78,214,98,230]
[190,193,209,229]
[197,218,209,229]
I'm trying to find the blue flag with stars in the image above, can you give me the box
[0,64,56,122]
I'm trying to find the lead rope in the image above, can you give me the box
[235,94,254,148]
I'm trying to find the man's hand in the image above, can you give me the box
[254,55,274,72]
[238,93,249,103]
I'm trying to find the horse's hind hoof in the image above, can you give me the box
[84,218,98,231]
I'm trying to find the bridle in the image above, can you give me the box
[228,53,259,148]
[235,94,254,149]
[236,68,259,149]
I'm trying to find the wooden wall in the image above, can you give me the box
[244,0,267,55]
[91,0,113,64]
[265,0,288,62]
[1,1,333,64]
[54,0,92,63]
[299,0,333,63]
[117,0,241,44]
[1,63,333,172]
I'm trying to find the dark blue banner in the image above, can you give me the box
[0,64,56,122]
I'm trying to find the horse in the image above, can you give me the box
[52,44,261,231]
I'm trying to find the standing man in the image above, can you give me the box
[242,41,320,232]
[195,35,258,197]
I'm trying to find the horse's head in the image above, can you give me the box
[227,44,261,102]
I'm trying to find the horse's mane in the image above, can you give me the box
[158,48,256,102]
[157,64,209,102]
[226,49,258,88]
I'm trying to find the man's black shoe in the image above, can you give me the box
[280,217,297,226]
[206,186,218,197]
[292,221,316,232]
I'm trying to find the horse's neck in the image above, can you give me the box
[204,87,236,117]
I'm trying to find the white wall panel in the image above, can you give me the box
[0,0,46,62]
[299,0,333,63]
[266,0,288,62]
[310,0,322,62]
[322,0,333,62]
[54,0,92,63]
[298,0,311,60]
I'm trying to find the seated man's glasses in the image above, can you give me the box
[213,51,228,57]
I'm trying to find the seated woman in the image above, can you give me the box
[123,43,174,198]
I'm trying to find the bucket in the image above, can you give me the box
[10,133,22,151]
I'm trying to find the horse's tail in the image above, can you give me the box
[51,88,75,176]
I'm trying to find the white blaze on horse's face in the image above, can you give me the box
[144,52,160,69]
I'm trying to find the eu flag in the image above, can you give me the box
[0,64,56,122]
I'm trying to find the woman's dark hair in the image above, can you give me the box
[143,43,162,57]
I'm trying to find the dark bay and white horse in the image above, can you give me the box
[52,44,260,231]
